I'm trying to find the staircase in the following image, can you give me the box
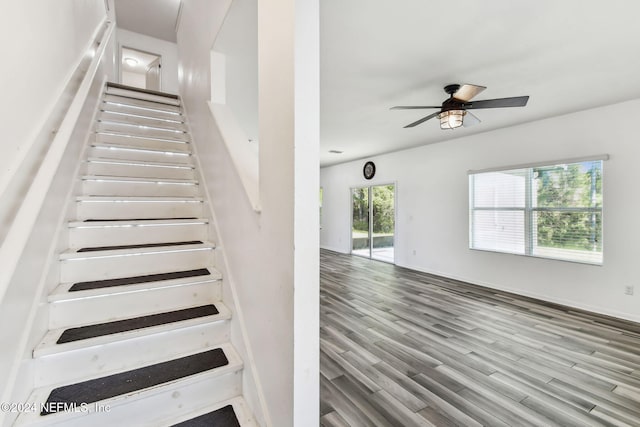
[15,83,256,426]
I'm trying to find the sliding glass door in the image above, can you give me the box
[351,184,395,263]
[351,187,370,256]
[372,185,395,262]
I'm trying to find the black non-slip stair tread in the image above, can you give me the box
[97,118,187,130]
[107,82,179,100]
[171,405,241,427]
[89,144,191,155]
[94,130,189,143]
[78,196,200,202]
[77,240,203,252]
[84,217,198,222]
[69,268,211,292]
[57,304,220,344]
[82,176,196,182]
[98,109,186,124]
[42,348,229,415]
[97,118,187,131]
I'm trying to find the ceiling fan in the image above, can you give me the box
[391,84,529,129]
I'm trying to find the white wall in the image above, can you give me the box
[0,72,106,427]
[292,1,320,424]
[122,70,146,88]
[0,2,112,424]
[177,0,319,425]
[117,28,178,94]
[321,99,640,323]
[213,0,259,143]
[0,0,107,235]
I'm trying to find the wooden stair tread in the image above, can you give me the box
[99,108,185,124]
[76,195,202,201]
[103,94,181,113]
[60,241,214,260]
[106,82,179,100]
[98,118,187,133]
[68,268,214,292]
[90,142,191,155]
[41,348,229,415]
[76,240,203,253]
[69,218,207,227]
[49,267,220,299]
[86,157,195,168]
[81,175,198,186]
[57,304,220,344]
[171,404,241,427]
[34,301,231,359]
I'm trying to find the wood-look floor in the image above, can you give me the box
[319,250,640,427]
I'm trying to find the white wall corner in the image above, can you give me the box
[207,101,261,212]
[293,0,320,426]
[210,51,227,104]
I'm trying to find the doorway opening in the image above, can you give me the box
[351,184,395,263]
[120,46,162,91]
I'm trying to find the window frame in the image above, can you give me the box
[468,155,608,265]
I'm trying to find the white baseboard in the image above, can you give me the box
[397,261,640,325]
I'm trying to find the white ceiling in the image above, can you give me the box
[320,0,640,166]
[112,0,640,167]
[114,0,181,42]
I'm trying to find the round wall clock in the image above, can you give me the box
[363,161,376,180]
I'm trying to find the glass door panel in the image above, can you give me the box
[351,187,370,257]
[372,185,395,262]
[351,184,395,263]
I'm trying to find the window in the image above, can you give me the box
[469,157,605,264]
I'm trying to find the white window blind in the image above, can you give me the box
[469,158,604,264]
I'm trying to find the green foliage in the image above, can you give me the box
[372,185,395,233]
[351,185,395,234]
[534,162,602,251]
[352,187,369,232]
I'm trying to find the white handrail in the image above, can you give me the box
[0,20,114,304]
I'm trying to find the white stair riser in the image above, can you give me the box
[99,111,187,131]
[50,279,221,329]
[106,87,181,106]
[16,369,241,427]
[97,123,189,143]
[89,146,192,164]
[60,247,213,283]
[76,200,203,220]
[78,199,203,220]
[82,180,199,197]
[86,161,195,180]
[35,320,230,387]
[69,222,207,248]
[95,133,190,152]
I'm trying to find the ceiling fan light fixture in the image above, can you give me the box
[439,110,466,130]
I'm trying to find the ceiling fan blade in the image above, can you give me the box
[404,111,440,128]
[465,96,529,109]
[453,84,486,102]
[391,106,441,110]
[463,111,481,127]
